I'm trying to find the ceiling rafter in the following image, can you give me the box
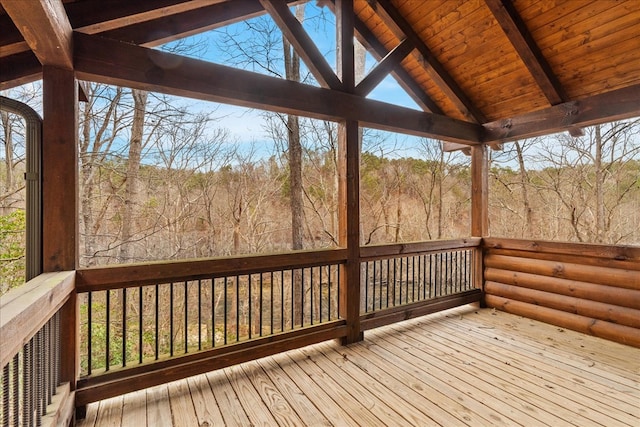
[260,0,342,90]
[74,32,482,144]
[1,0,73,69]
[483,84,640,143]
[370,0,487,123]
[484,0,567,105]
[354,38,413,97]
[484,0,585,139]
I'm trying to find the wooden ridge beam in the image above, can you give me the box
[74,33,482,144]
[370,0,487,123]
[1,0,73,69]
[260,0,342,90]
[354,38,413,97]
[483,84,640,143]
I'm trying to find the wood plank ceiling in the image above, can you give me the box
[1,0,639,144]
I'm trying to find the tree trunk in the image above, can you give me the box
[118,89,148,262]
[594,125,605,243]
[514,140,532,237]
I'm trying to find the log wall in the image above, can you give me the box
[482,238,640,348]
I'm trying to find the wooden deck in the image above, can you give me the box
[76,306,640,426]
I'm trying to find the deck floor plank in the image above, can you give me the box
[447,310,640,408]
[257,355,334,426]
[79,306,640,426]
[420,312,640,425]
[268,352,361,426]
[415,317,636,426]
[146,385,172,427]
[384,316,623,427]
[241,359,308,427]
[205,369,252,426]
[316,340,476,426]
[167,379,199,426]
[93,395,123,427]
[225,364,279,426]
[186,374,226,427]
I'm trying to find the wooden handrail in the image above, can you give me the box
[76,248,348,292]
[360,238,481,261]
[0,271,75,368]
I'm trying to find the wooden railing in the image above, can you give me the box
[359,238,482,330]
[483,238,640,348]
[74,249,349,406]
[0,271,76,427]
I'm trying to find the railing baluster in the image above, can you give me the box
[87,292,92,376]
[2,358,9,426]
[154,284,159,360]
[235,275,239,343]
[198,280,202,351]
[13,354,19,427]
[184,281,188,354]
[248,274,253,340]
[224,277,228,345]
[270,272,274,335]
[260,273,264,336]
[105,290,110,371]
[139,286,143,364]
[169,283,174,357]
[122,287,127,367]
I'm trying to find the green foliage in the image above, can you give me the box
[0,210,26,295]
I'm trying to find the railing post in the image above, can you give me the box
[42,66,79,396]
[471,145,488,306]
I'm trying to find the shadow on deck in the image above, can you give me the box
[77,305,639,426]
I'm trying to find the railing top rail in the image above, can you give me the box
[77,248,348,292]
[483,237,640,262]
[360,238,480,261]
[0,270,75,368]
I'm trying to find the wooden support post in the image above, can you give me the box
[338,120,362,344]
[471,145,488,305]
[42,66,79,391]
[336,0,362,344]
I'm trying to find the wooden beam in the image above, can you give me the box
[98,0,302,47]
[1,0,73,69]
[354,38,413,97]
[74,33,482,144]
[370,0,487,123]
[484,0,566,106]
[67,0,219,33]
[0,51,41,91]
[319,0,442,113]
[483,84,640,143]
[260,0,342,90]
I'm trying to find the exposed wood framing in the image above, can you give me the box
[484,0,567,106]
[370,0,487,123]
[483,84,640,143]
[101,0,301,47]
[350,9,442,113]
[336,0,362,344]
[0,51,41,90]
[354,38,413,97]
[471,145,489,237]
[1,0,73,69]
[260,0,342,89]
[73,33,482,144]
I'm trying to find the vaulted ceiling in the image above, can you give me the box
[1,0,639,145]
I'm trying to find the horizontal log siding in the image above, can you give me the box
[483,238,640,348]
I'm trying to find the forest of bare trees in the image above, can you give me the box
[1,5,639,293]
